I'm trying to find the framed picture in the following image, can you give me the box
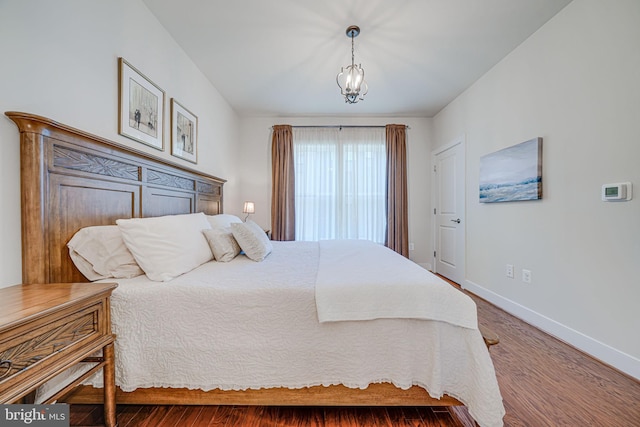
[479,137,543,203]
[170,99,198,164]
[118,57,165,150]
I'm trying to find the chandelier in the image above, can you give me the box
[336,25,368,104]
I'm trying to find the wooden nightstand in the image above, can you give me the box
[0,282,117,427]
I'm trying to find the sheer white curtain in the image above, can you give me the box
[293,127,386,243]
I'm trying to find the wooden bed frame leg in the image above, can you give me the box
[479,325,500,349]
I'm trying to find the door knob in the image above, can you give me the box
[450,218,461,223]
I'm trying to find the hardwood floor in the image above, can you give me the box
[70,405,469,427]
[70,285,640,426]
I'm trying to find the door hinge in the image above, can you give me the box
[433,165,437,173]
[434,251,436,258]
[433,208,436,215]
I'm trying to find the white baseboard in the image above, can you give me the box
[463,279,640,380]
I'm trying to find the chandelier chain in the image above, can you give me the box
[351,33,355,66]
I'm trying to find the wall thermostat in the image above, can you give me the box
[601,182,632,201]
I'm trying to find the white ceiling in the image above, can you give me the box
[143,0,572,118]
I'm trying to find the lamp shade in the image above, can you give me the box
[243,201,255,214]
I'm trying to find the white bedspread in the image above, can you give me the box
[315,240,477,329]
[83,241,504,427]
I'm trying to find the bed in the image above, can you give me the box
[5,112,505,427]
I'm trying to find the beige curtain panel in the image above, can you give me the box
[385,124,409,257]
[271,124,296,241]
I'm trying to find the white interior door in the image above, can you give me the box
[432,138,465,284]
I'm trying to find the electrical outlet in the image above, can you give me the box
[409,242,415,251]
[506,264,514,278]
[522,269,532,284]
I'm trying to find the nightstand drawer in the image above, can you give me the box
[0,304,100,384]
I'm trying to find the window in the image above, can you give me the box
[293,127,386,243]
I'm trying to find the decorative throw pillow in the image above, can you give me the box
[67,225,144,281]
[206,214,243,229]
[116,212,213,281]
[202,227,241,262]
[230,220,273,262]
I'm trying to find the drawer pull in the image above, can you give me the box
[0,359,12,379]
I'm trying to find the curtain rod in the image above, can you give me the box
[270,125,410,129]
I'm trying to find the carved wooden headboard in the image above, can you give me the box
[6,112,225,285]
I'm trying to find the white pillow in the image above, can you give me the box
[230,220,273,262]
[117,212,213,281]
[202,227,241,262]
[67,225,144,281]
[206,214,242,229]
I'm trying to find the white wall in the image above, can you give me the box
[0,0,241,289]
[433,0,640,378]
[238,116,434,266]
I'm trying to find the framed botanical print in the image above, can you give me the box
[170,99,198,164]
[118,57,165,150]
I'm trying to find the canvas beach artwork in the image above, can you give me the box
[479,138,542,203]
